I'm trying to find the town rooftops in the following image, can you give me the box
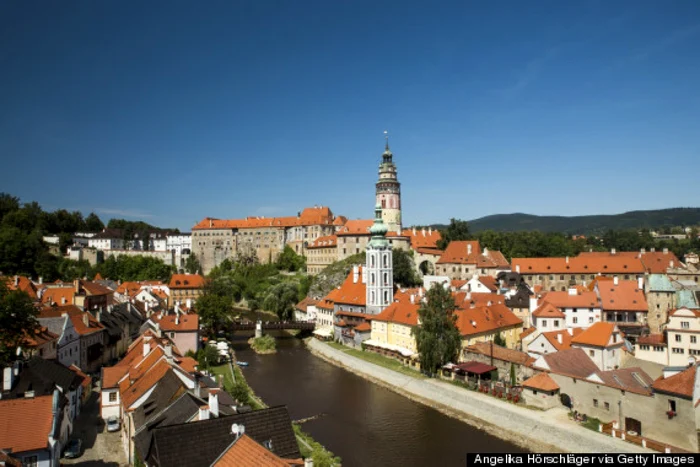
[8,357,84,397]
[151,312,199,332]
[335,219,374,236]
[169,274,205,289]
[193,207,336,230]
[541,328,584,351]
[307,235,337,249]
[511,254,645,275]
[534,348,600,379]
[652,364,697,399]
[637,333,666,346]
[522,373,559,392]
[294,297,318,312]
[212,433,301,467]
[2,275,38,299]
[571,322,621,348]
[538,290,599,309]
[401,228,441,249]
[40,286,74,306]
[38,305,105,336]
[466,342,536,366]
[0,395,55,454]
[151,406,300,467]
[532,302,565,319]
[591,367,654,396]
[454,303,522,337]
[332,267,366,306]
[373,300,420,327]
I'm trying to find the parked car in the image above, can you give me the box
[106,416,120,432]
[64,439,82,458]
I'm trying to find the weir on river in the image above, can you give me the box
[232,336,525,467]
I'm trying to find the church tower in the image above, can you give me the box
[365,204,393,315]
[376,132,402,233]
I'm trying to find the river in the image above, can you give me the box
[233,336,525,467]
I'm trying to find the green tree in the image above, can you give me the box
[185,253,201,274]
[0,282,39,365]
[392,249,421,286]
[196,293,232,334]
[412,284,462,375]
[196,345,220,370]
[231,382,250,405]
[84,213,104,232]
[493,333,506,347]
[262,282,299,320]
[436,218,472,250]
[0,193,20,222]
[276,245,306,272]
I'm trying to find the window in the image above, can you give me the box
[109,392,117,402]
[573,317,578,324]
[675,334,682,342]
[589,350,595,357]
[692,336,697,344]
[682,322,690,329]
[554,320,559,328]
[604,402,610,411]
[23,456,38,467]
[542,320,547,328]
[640,345,650,351]
[593,399,598,407]
[589,317,594,324]
[669,400,676,413]
[560,275,564,280]
[672,348,685,354]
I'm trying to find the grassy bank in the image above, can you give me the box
[327,342,427,379]
[249,335,277,354]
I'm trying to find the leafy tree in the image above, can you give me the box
[276,245,306,272]
[0,193,20,222]
[196,293,232,334]
[412,284,462,375]
[436,218,472,250]
[185,253,201,274]
[196,345,220,370]
[510,363,516,386]
[0,282,39,365]
[84,213,104,232]
[392,249,421,286]
[262,282,299,320]
[494,333,506,347]
[231,382,250,405]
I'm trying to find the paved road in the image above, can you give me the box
[62,388,126,467]
[309,339,652,454]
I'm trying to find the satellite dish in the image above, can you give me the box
[231,423,245,437]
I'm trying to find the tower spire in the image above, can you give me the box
[384,130,389,151]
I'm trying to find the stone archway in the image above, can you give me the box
[419,260,435,275]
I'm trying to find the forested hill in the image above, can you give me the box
[448,208,700,235]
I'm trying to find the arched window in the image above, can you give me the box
[383,254,388,268]
[371,255,375,268]
[384,272,388,286]
[371,291,375,303]
[381,199,386,208]
[371,273,375,286]
[384,291,389,302]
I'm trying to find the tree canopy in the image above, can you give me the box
[412,284,462,375]
[436,218,472,250]
[276,245,306,272]
[0,281,39,365]
[392,249,421,287]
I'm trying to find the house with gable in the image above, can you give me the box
[143,308,199,355]
[526,328,584,358]
[536,287,601,329]
[570,322,625,371]
[435,241,510,281]
[596,277,648,340]
[530,302,566,332]
[646,274,678,334]
[38,309,80,368]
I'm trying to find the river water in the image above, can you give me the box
[233,336,525,467]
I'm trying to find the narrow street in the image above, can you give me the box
[62,387,126,467]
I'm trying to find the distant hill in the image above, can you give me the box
[431,208,700,235]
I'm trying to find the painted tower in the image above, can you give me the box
[376,132,402,233]
[365,204,393,315]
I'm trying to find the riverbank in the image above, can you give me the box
[308,338,651,454]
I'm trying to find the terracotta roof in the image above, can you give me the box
[512,255,645,275]
[373,300,421,327]
[94,273,104,281]
[177,356,199,373]
[571,322,620,348]
[117,281,142,296]
[151,312,199,332]
[540,328,584,351]
[193,207,336,230]
[213,434,297,467]
[437,241,509,269]
[652,365,696,399]
[80,280,113,296]
[637,333,666,345]
[315,299,334,310]
[307,235,337,249]
[454,303,522,338]
[401,228,442,249]
[295,297,318,312]
[451,280,468,289]
[332,267,366,306]
[466,342,535,366]
[578,251,680,274]
[594,367,654,395]
[539,290,599,309]
[2,275,38,299]
[41,286,74,306]
[0,395,54,453]
[532,302,565,318]
[521,327,538,339]
[69,364,92,390]
[169,274,206,289]
[523,373,559,391]
[335,310,370,319]
[415,247,443,256]
[335,219,373,236]
[103,365,129,389]
[476,276,499,292]
[454,292,506,309]
[121,359,174,409]
[597,280,647,312]
[22,326,58,347]
[537,348,599,378]
[333,216,347,226]
[354,322,371,332]
[38,305,105,336]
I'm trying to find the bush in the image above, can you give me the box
[231,382,250,405]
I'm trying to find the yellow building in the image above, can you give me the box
[306,235,338,275]
[454,302,524,353]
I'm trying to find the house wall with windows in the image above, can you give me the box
[667,308,700,366]
[101,388,120,420]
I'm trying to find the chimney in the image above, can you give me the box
[194,375,201,398]
[428,227,432,235]
[412,227,416,235]
[74,279,80,294]
[663,248,669,255]
[483,247,489,257]
[466,291,472,300]
[410,294,415,304]
[651,247,656,253]
[467,244,472,255]
[143,336,152,357]
[82,313,89,328]
[165,344,173,362]
[640,248,646,254]
[208,390,219,418]
[305,458,314,467]
[611,248,616,255]
[637,276,644,290]
[565,256,569,264]
[613,276,619,286]
[568,287,576,296]
[421,228,426,237]
[186,298,192,309]
[198,405,210,421]
[557,334,563,345]
[515,265,520,274]
[470,301,475,309]
[670,260,674,269]
[209,219,212,228]
[14,275,19,287]
[529,295,538,312]
[3,366,16,391]
[567,328,573,336]
[61,297,67,305]
[175,313,180,326]
[353,266,359,284]
[361,269,366,284]
[38,276,43,284]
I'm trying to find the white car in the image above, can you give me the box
[106,416,120,432]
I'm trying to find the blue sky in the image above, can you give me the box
[1,1,699,231]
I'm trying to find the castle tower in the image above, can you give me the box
[365,204,393,315]
[376,132,402,233]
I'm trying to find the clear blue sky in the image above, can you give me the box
[1,1,699,231]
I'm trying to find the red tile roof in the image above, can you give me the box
[541,328,584,351]
[571,322,620,348]
[416,247,443,256]
[193,207,336,230]
[335,219,374,236]
[39,305,105,336]
[466,342,535,366]
[307,235,337,249]
[151,312,199,332]
[454,303,522,337]
[354,322,371,332]
[537,348,599,378]
[0,395,54,453]
[373,300,421,327]
[41,287,75,306]
[532,302,565,318]
[103,365,129,389]
[521,327,538,339]
[2,276,38,299]
[436,241,509,269]
[523,373,559,391]
[512,255,645,275]
[117,281,142,296]
[332,267,366,306]
[21,326,58,348]
[80,280,113,296]
[652,365,696,399]
[578,250,680,274]
[295,297,318,312]
[597,280,647,312]
[213,434,299,467]
[121,359,173,409]
[539,290,599,309]
[476,276,499,292]
[169,274,206,289]
[638,333,666,345]
[400,228,441,249]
